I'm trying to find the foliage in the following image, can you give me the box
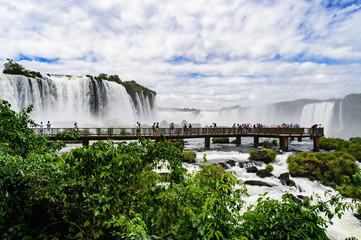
[350,137,361,144]
[95,73,122,84]
[320,137,361,161]
[120,80,156,108]
[212,137,230,143]
[287,151,359,198]
[54,130,80,140]
[3,58,42,78]
[239,192,352,240]
[182,150,196,163]
[263,140,278,148]
[271,139,278,146]
[262,140,272,148]
[249,149,277,163]
[0,99,63,157]
[265,164,274,173]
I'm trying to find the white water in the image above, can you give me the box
[300,102,336,135]
[0,73,154,127]
[181,138,361,240]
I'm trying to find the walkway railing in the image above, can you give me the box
[33,127,324,137]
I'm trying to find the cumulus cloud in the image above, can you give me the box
[0,0,361,109]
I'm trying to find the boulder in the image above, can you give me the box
[278,172,295,186]
[256,169,274,178]
[249,149,277,164]
[226,160,236,167]
[244,180,275,187]
[246,166,259,173]
[218,162,229,170]
[239,161,253,168]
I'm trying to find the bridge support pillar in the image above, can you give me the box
[205,137,210,149]
[279,137,288,152]
[254,136,259,147]
[236,136,241,145]
[298,137,302,142]
[290,137,294,141]
[313,137,320,152]
[82,139,89,147]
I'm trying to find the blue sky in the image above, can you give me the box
[0,0,361,109]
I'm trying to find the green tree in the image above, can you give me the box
[3,58,26,75]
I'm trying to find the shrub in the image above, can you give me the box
[287,152,359,196]
[212,137,230,143]
[240,194,329,239]
[262,140,272,148]
[265,164,274,172]
[182,150,196,163]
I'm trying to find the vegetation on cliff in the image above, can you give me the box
[2,58,42,78]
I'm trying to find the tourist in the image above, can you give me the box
[74,122,78,131]
[188,123,192,135]
[183,122,187,134]
[136,122,141,136]
[156,122,159,135]
[46,121,51,135]
[170,122,175,135]
[152,122,156,135]
[39,122,44,135]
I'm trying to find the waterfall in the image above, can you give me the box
[0,73,154,127]
[299,102,335,135]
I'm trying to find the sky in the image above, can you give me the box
[0,0,361,110]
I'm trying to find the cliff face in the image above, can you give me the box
[120,80,156,110]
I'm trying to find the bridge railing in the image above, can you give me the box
[32,127,323,137]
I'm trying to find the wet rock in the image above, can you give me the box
[239,161,253,168]
[256,169,274,178]
[278,172,295,186]
[218,162,229,169]
[246,166,258,173]
[353,213,361,220]
[244,180,275,187]
[226,160,236,167]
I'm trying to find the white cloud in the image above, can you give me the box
[0,0,361,109]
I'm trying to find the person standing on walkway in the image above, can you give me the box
[39,122,44,135]
[46,121,51,135]
[156,122,159,135]
[136,122,141,136]
[74,122,78,131]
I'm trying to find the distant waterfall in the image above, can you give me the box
[0,73,154,127]
[299,102,335,135]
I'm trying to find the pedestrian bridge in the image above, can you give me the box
[43,127,324,152]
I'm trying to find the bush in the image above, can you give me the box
[262,140,272,148]
[212,137,230,143]
[182,150,196,163]
[287,152,359,197]
[239,194,329,239]
[249,149,277,164]
[265,164,274,172]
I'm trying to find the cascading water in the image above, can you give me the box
[299,102,336,135]
[180,138,361,239]
[0,73,154,127]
